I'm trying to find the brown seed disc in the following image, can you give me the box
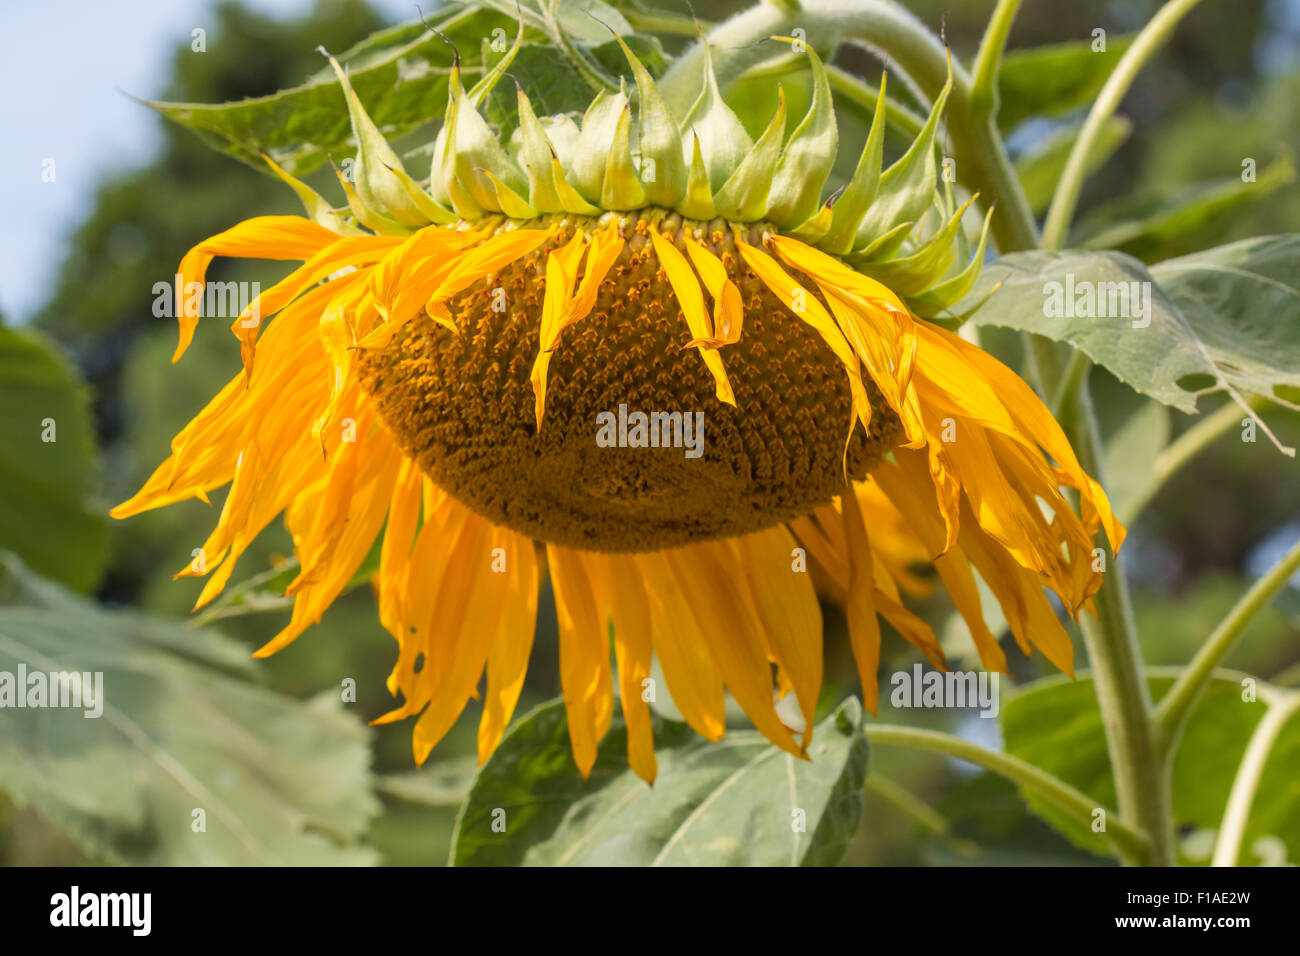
[356,213,902,552]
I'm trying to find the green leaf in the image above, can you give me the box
[924,771,1116,866]
[152,2,666,182]
[0,554,379,865]
[1014,116,1131,215]
[478,35,667,145]
[996,34,1136,132]
[1150,235,1300,408]
[962,242,1300,448]
[477,0,633,45]
[1076,156,1295,261]
[376,755,478,808]
[150,5,516,176]
[1001,668,1300,864]
[963,249,1206,411]
[449,696,868,866]
[0,327,107,593]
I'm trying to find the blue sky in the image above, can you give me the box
[0,0,414,322]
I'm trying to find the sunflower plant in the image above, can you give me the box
[85,0,1300,867]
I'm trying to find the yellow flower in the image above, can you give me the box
[114,35,1122,783]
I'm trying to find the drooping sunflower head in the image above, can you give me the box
[115,27,1121,783]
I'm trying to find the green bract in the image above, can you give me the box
[293,31,990,319]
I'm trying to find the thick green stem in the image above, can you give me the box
[1155,538,1300,740]
[862,724,1149,862]
[1041,0,1205,249]
[1017,0,1215,865]
[1067,385,1178,865]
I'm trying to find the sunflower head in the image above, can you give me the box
[115,25,1120,783]
[303,29,990,553]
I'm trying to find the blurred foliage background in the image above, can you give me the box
[2,0,1297,865]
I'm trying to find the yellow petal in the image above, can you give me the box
[736,238,871,437]
[730,526,823,748]
[580,553,658,784]
[530,232,588,428]
[547,544,614,779]
[254,424,400,657]
[411,516,514,764]
[670,541,803,757]
[633,550,727,741]
[683,233,744,347]
[477,528,540,762]
[840,486,883,715]
[173,216,340,362]
[648,228,736,406]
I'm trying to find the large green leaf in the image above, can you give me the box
[963,241,1300,442]
[150,3,663,179]
[964,249,1206,411]
[450,696,868,866]
[0,327,107,593]
[149,5,510,176]
[996,34,1136,132]
[0,555,379,865]
[1000,669,1300,864]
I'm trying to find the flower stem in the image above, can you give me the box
[622,6,710,37]
[1041,0,1205,250]
[969,0,1023,118]
[1211,689,1300,866]
[864,775,952,838]
[541,0,618,94]
[1120,396,1268,526]
[1049,348,1092,422]
[862,724,1149,862]
[1067,387,1177,866]
[1155,538,1300,740]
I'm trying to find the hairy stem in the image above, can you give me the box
[862,724,1149,862]
[1068,387,1177,866]
[1041,0,1205,249]
[969,0,1023,117]
[1156,538,1300,740]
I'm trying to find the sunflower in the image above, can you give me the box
[114,33,1123,784]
